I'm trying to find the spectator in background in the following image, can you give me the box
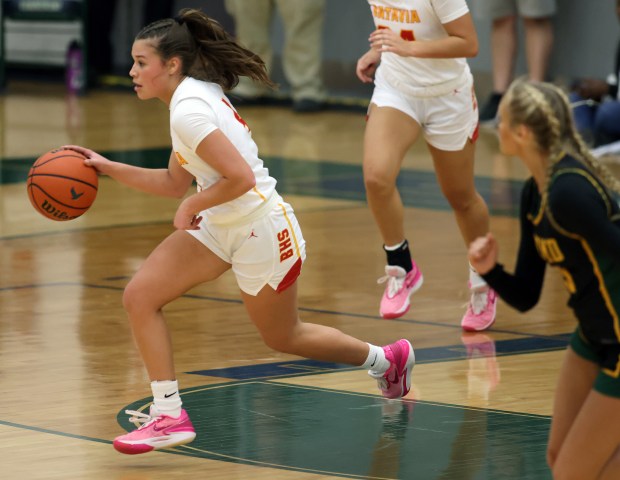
[570,0,620,147]
[474,0,556,123]
[225,0,326,112]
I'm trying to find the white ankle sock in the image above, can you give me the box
[469,263,488,291]
[151,380,182,418]
[384,240,406,251]
[363,344,390,373]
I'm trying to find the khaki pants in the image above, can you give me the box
[225,0,326,101]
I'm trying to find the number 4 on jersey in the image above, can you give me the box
[221,98,250,131]
[378,25,415,41]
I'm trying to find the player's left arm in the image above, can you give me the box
[369,12,478,58]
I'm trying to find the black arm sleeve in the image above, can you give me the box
[548,173,620,264]
[481,181,547,312]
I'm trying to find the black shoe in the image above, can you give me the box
[479,92,503,124]
[293,98,324,113]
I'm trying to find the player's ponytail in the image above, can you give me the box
[135,8,276,91]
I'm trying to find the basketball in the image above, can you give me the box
[27,148,98,221]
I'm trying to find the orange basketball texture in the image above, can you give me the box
[27,149,98,221]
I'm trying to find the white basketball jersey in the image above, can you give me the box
[169,77,277,224]
[368,0,471,87]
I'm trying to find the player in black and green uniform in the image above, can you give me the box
[468,80,620,479]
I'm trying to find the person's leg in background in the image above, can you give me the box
[522,16,554,82]
[489,15,518,93]
[475,0,518,122]
[276,0,326,112]
[520,0,556,83]
[225,0,275,102]
[425,80,495,331]
[363,105,423,319]
[477,0,556,123]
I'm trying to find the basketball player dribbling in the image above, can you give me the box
[64,8,415,455]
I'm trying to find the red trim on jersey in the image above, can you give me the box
[276,257,303,293]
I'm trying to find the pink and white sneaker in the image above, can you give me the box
[461,285,498,331]
[369,339,416,399]
[378,263,423,319]
[113,406,196,455]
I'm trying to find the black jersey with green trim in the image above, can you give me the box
[483,154,620,344]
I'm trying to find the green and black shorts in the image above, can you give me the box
[570,328,620,398]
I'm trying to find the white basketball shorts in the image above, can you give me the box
[188,194,306,296]
[370,68,479,151]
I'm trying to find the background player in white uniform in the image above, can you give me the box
[357,0,497,330]
[65,8,415,455]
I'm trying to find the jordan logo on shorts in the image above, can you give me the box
[249,230,258,239]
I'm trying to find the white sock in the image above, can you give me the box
[469,263,488,291]
[363,344,390,373]
[151,380,182,418]
[384,240,406,251]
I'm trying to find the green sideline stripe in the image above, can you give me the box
[2,149,522,216]
[0,419,110,445]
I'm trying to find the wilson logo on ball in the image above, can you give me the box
[39,199,80,220]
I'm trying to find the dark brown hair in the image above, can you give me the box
[135,8,275,91]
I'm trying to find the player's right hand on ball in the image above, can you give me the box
[62,145,112,175]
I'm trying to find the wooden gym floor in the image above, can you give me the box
[2,80,615,479]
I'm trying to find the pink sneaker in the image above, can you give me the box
[461,285,498,331]
[369,339,415,399]
[113,406,196,455]
[378,263,423,319]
